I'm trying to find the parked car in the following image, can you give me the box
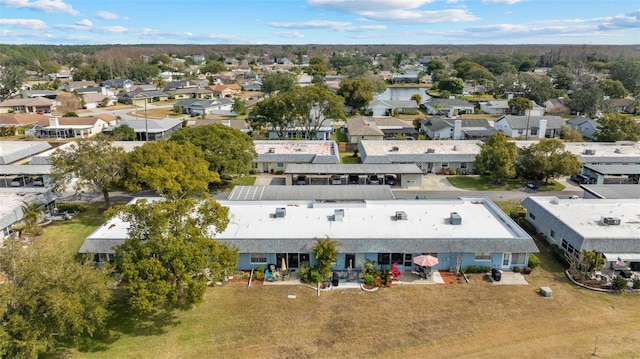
[384,175,396,186]
[568,195,580,199]
[526,182,540,190]
[415,195,427,200]
[570,174,590,184]
[296,175,307,185]
[33,176,44,186]
[368,175,380,185]
[10,176,33,187]
[348,175,359,184]
[330,175,342,185]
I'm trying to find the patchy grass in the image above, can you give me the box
[447,176,528,191]
[537,180,565,191]
[33,203,107,257]
[340,152,360,164]
[128,108,185,119]
[333,127,348,142]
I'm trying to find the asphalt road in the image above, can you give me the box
[392,189,582,201]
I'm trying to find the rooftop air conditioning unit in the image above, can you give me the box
[395,211,408,220]
[275,207,286,218]
[584,149,595,155]
[268,147,275,153]
[450,212,462,225]
[334,209,345,222]
[426,148,435,153]
[603,217,621,225]
[391,146,399,152]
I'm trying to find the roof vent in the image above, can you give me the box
[614,148,622,154]
[268,147,275,153]
[584,149,595,155]
[334,209,345,221]
[452,145,458,151]
[602,216,620,226]
[395,211,408,220]
[390,146,399,152]
[275,207,286,218]
[450,212,462,225]
[426,148,435,153]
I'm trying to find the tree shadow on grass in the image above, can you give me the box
[75,289,181,353]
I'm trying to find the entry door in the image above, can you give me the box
[287,253,299,268]
[502,253,511,268]
[344,253,355,269]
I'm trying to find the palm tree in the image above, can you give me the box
[20,201,44,236]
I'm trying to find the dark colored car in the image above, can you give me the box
[296,175,307,185]
[384,175,396,186]
[368,175,380,185]
[33,176,44,186]
[415,195,427,200]
[348,175,359,184]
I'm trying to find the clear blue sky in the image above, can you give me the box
[1,0,638,45]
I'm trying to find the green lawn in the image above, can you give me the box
[340,152,359,164]
[447,176,565,191]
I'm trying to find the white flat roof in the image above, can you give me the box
[254,140,336,156]
[526,196,640,239]
[360,140,482,156]
[29,141,145,165]
[515,141,640,159]
[0,192,40,219]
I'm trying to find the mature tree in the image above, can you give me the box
[261,71,297,95]
[280,85,346,140]
[560,124,584,142]
[200,61,227,75]
[426,59,445,74]
[597,79,628,99]
[337,77,374,112]
[474,133,518,184]
[112,197,234,312]
[431,69,450,84]
[247,95,293,139]
[436,77,464,95]
[17,201,43,237]
[367,76,387,94]
[516,139,582,183]
[49,136,127,208]
[0,239,112,358]
[595,113,640,142]
[305,56,328,85]
[127,63,159,84]
[311,237,340,282]
[518,73,557,104]
[548,65,574,91]
[170,124,256,178]
[508,97,533,115]
[111,124,136,141]
[608,60,640,95]
[0,65,27,101]
[125,140,218,200]
[567,85,604,118]
[232,97,247,116]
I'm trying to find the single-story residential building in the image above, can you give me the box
[479,100,510,115]
[345,117,417,143]
[210,84,241,98]
[358,140,481,174]
[493,115,563,138]
[169,87,215,100]
[543,98,570,116]
[60,81,98,92]
[27,116,115,139]
[421,117,496,140]
[82,93,117,109]
[0,97,54,114]
[566,117,600,140]
[117,90,169,105]
[105,118,183,141]
[175,98,234,116]
[610,98,635,114]
[253,140,340,173]
[102,78,134,90]
[424,98,475,117]
[79,196,538,272]
[521,196,640,270]
[267,124,334,141]
[192,118,250,133]
[0,113,47,133]
[0,141,52,165]
[0,191,57,240]
[580,184,640,199]
[367,99,419,117]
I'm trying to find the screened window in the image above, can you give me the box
[511,253,526,266]
[475,252,491,261]
[250,253,267,263]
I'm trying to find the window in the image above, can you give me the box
[276,162,284,168]
[550,229,555,239]
[529,213,536,220]
[441,163,449,168]
[391,253,403,264]
[561,239,568,249]
[475,252,491,261]
[460,162,467,169]
[404,253,413,267]
[567,244,574,254]
[530,129,538,136]
[377,253,390,265]
[511,253,526,266]
[250,253,267,263]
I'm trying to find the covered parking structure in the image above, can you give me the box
[582,164,640,185]
[284,163,423,188]
[0,165,51,188]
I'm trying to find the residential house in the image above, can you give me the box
[493,115,563,138]
[242,81,262,91]
[18,90,59,100]
[210,84,241,98]
[60,81,98,92]
[276,57,294,66]
[0,141,52,165]
[0,113,47,133]
[192,55,206,65]
[345,117,417,143]
[0,97,54,114]
[1,192,56,239]
[543,98,570,116]
[28,115,114,139]
[106,118,183,141]
[117,90,169,105]
[174,98,234,116]
[267,124,334,141]
[253,140,340,173]
[169,87,214,100]
[192,118,250,134]
[421,117,497,140]
[610,98,635,114]
[368,99,418,117]
[82,93,117,109]
[522,196,640,270]
[79,195,537,272]
[102,78,134,91]
[424,98,475,117]
[566,117,600,140]
[479,100,510,115]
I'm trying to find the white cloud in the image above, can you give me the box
[0,18,46,30]
[96,11,120,20]
[361,9,478,23]
[481,0,523,4]
[75,19,93,27]
[274,31,305,38]
[308,0,435,12]
[0,0,79,15]
[269,20,386,32]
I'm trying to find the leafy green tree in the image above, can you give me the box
[436,77,464,94]
[410,94,422,106]
[232,97,247,116]
[597,79,628,99]
[567,86,604,118]
[261,71,297,95]
[0,65,27,101]
[595,113,640,142]
[63,111,79,117]
[247,95,293,139]
[49,136,127,208]
[474,133,518,184]
[0,238,112,358]
[548,65,574,91]
[125,140,218,200]
[560,124,584,142]
[111,124,136,141]
[311,237,340,282]
[18,201,43,236]
[280,85,346,140]
[337,77,374,112]
[112,197,233,312]
[200,61,227,75]
[305,56,327,84]
[508,97,532,115]
[170,124,256,178]
[127,63,159,84]
[608,60,640,95]
[427,59,445,74]
[516,139,582,183]
[518,72,557,104]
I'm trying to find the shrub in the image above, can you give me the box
[274,170,284,175]
[528,254,541,268]
[550,245,570,268]
[513,266,521,273]
[523,266,532,274]
[249,169,256,175]
[56,202,87,213]
[466,265,492,274]
[633,278,640,290]
[363,274,374,287]
[612,276,628,292]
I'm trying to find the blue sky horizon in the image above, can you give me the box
[1,0,639,46]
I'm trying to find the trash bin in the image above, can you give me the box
[491,268,502,282]
[332,272,339,287]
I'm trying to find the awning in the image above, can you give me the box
[602,253,640,262]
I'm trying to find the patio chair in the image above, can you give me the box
[265,269,277,282]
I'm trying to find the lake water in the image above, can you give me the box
[375,87,431,102]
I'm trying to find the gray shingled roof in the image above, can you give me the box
[285,163,423,174]
[496,115,564,129]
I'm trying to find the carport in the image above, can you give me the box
[0,165,51,188]
[284,163,423,188]
[583,164,640,185]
